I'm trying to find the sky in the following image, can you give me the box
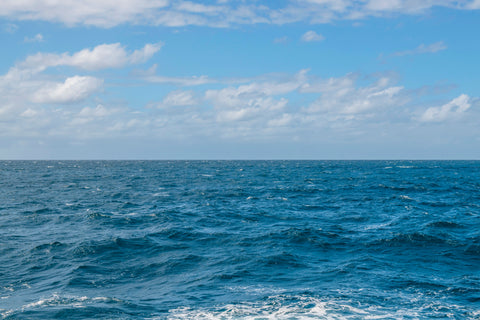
[0,0,479,159]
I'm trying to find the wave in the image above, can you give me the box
[166,294,479,320]
[1,294,129,320]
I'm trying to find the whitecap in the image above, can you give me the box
[166,294,478,320]
[15,294,123,313]
[152,192,170,197]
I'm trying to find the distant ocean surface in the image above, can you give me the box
[1,160,479,319]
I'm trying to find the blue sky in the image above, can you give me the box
[0,0,479,159]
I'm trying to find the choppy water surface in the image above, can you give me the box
[1,160,479,319]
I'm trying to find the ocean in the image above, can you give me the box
[1,160,479,319]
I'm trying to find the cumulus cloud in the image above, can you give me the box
[393,41,447,56]
[418,94,471,122]
[0,1,477,28]
[303,74,406,117]
[205,70,307,107]
[301,30,325,42]
[32,76,103,104]
[204,70,308,124]
[20,42,162,72]
[0,42,159,119]
[1,50,479,158]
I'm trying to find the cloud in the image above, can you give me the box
[418,94,471,122]
[175,1,224,14]
[2,22,18,33]
[32,76,103,104]
[0,42,159,138]
[20,42,162,72]
[0,0,170,28]
[159,90,198,107]
[145,75,212,86]
[204,70,307,124]
[24,33,44,42]
[301,30,325,42]
[0,1,477,28]
[1,47,478,158]
[205,69,307,108]
[304,73,406,117]
[393,41,447,56]
[469,0,480,9]
[0,42,159,116]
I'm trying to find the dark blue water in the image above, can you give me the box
[1,161,479,319]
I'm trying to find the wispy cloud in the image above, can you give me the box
[273,36,289,44]
[301,31,325,42]
[24,33,44,43]
[2,22,18,33]
[393,41,447,57]
[157,90,199,108]
[0,1,478,28]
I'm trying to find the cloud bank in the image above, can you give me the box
[0,0,479,28]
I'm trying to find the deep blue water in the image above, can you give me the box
[1,160,479,319]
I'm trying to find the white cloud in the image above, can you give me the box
[364,0,450,13]
[0,42,158,120]
[0,0,170,28]
[267,113,294,127]
[0,1,477,28]
[24,33,44,42]
[469,0,480,9]
[175,1,224,14]
[205,69,307,108]
[301,30,325,42]
[2,22,18,33]
[304,74,406,116]
[203,70,308,125]
[20,42,162,72]
[393,41,447,56]
[32,76,103,104]
[1,52,479,158]
[140,65,213,86]
[418,94,471,122]
[302,0,351,12]
[20,108,38,118]
[160,90,198,107]
[147,74,212,86]
[77,104,118,118]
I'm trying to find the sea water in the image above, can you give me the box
[1,160,479,319]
